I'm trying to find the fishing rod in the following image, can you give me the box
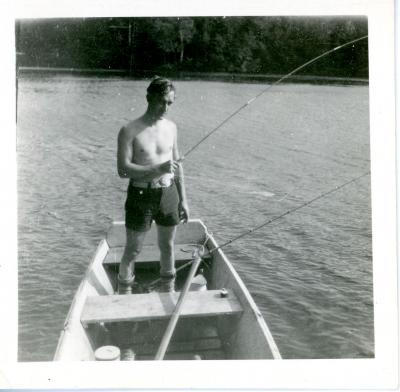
[179,34,368,161]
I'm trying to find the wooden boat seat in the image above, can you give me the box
[81,290,243,326]
[103,244,210,268]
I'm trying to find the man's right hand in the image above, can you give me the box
[158,160,180,174]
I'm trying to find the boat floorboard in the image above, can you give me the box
[137,349,226,360]
[133,336,222,356]
[125,318,219,345]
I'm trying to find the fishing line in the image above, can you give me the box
[179,35,368,161]
[207,171,370,254]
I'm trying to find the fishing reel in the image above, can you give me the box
[191,244,205,260]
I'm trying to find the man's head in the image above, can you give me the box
[147,76,175,98]
[146,76,176,121]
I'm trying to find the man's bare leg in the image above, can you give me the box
[119,228,147,284]
[157,224,177,277]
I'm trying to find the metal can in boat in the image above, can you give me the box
[94,345,121,361]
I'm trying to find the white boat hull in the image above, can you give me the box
[54,219,281,360]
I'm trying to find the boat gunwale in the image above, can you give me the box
[204,230,282,360]
[53,238,109,360]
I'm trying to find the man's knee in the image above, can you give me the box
[123,229,146,259]
[123,243,142,260]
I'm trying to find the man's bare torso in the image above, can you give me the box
[125,117,176,183]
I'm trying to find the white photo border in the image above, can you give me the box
[0,0,397,389]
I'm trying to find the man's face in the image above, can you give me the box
[149,90,175,120]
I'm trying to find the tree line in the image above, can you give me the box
[16,16,368,78]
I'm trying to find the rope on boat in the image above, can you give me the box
[147,232,212,289]
[179,35,368,161]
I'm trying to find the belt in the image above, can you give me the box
[129,178,174,189]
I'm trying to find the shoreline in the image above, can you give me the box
[18,67,369,86]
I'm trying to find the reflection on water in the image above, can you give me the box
[17,75,372,361]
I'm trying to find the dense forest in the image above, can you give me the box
[16,16,368,78]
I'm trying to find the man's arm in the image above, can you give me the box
[173,128,189,222]
[117,126,177,180]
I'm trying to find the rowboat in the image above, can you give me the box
[54,219,281,361]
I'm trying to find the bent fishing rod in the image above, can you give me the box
[178,34,368,161]
[154,34,370,272]
[175,35,370,250]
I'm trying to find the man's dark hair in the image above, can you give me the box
[147,76,175,97]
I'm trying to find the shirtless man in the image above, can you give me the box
[117,77,189,293]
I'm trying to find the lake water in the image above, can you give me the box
[17,75,372,361]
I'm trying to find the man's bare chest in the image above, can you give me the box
[133,127,174,158]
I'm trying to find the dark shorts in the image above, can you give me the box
[125,182,180,231]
